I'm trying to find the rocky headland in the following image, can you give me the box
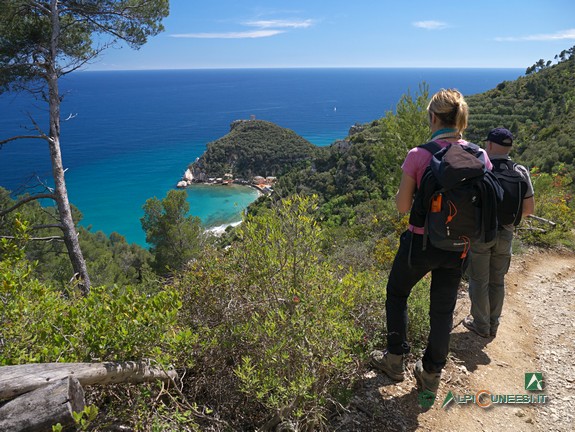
[177,119,318,193]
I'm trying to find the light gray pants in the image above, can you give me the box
[467,229,514,336]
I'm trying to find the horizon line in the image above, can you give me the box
[79,66,527,73]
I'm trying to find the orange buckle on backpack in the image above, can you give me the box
[431,194,442,213]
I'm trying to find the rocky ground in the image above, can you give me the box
[330,248,575,431]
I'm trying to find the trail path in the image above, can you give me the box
[332,248,575,431]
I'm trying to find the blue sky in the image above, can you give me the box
[92,0,575,70]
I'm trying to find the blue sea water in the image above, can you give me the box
[0,68,523,246]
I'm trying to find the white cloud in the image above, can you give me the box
[170,17,314,39]
[495,28,575,42]
[244,19,314,29]
[413,20,448,30]
[171,30,284,39]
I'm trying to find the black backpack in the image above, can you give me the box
[409,141,503,259]
[491,159,528,226]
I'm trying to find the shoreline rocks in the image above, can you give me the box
[176,168,195,188]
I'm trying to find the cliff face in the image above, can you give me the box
[189,119,318,180]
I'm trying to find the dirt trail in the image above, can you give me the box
[332,248,575,431]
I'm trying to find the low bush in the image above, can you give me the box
[175,196,380,430]
[173,195,430,430]
[0,219,184,366]
[516,168,575,249]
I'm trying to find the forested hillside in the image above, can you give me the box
[466,52,575,174]
[189,119,318,180]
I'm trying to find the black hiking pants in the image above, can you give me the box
[386,230,463,373]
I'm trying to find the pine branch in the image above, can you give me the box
[0,193,56,217]
[0,235,64,242]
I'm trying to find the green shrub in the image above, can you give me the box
[406,277,432,352]
[0,222,184,366]
[175,195,388,430]
[85,384,202,432]
[516,168,575,249]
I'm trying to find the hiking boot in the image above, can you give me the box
[463,315,490,338]
[369,350,405,381]
[414,360,441,395]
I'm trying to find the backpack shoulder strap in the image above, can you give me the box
[418,140,443,155]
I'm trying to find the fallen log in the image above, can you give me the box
[0,361,177,400]
[0,376,85,432]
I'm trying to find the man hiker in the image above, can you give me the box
[463,127,535,338]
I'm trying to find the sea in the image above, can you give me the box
[0,68,523,247]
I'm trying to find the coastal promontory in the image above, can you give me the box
[186,119,318,183]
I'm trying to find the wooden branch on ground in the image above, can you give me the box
[516,227,548,233]
[0,376,85,432]
[0,361,178,401]
[527,214,557,227]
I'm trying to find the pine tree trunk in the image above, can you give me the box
[47,0,91,294]
[47,128,92,295]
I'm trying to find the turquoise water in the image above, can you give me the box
[65,149,260,245]
[0,68,524,247]
[187,184,261,227]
